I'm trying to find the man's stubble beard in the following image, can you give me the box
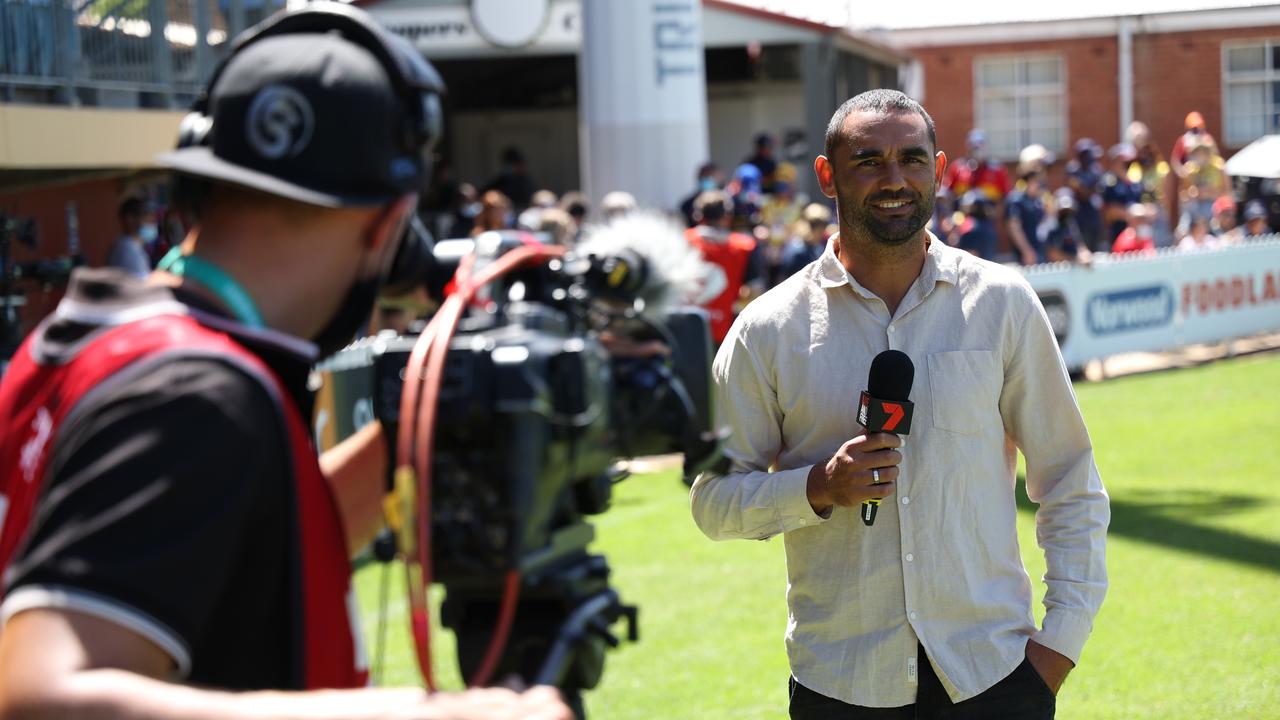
[835,178,936,249]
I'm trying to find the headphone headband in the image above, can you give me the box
[193,2,443,157]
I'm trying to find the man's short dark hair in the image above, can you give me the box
[824,89,937,159]
[118,196,144,220]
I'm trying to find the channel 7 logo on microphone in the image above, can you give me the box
[858,391,914,434]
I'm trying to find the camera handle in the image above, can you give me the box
[533,588,638,688]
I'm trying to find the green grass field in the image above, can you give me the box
[354,352,1280,719]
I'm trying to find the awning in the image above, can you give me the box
[1225,135,1280,180]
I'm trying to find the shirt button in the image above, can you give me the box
[901,496,910,505]
[905,553,914,562]
[910,611,919,621]
[888,324,896,333]
[798,519,807,526]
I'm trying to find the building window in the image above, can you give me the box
[1223,40,1280,148]
[973,55,1065,160]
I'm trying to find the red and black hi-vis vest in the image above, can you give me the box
[0,310,367,690]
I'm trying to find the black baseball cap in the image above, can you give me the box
[160,30,435,208]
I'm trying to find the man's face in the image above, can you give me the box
[819,110,943,246]
[1247,217,1268,235]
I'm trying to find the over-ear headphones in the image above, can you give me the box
[172,1,445,292]
[180,2,442,155]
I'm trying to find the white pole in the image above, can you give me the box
[1118,15,1134,142]
[578,0,710,212]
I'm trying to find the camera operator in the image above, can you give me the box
[0,4,569,719]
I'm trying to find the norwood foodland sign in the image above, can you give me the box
[1022,237,1280,369]
[1087,285,1176,336]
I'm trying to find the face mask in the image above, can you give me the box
[139,223,158,243]
[311,270,380,360]
[700,177,718,191]
[311,209,410,359]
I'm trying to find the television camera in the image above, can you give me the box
[318,217,722,716]
[1,214,77,365]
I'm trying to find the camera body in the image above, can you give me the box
[318,233,719,706]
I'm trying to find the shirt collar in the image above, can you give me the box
[816,231,961,295]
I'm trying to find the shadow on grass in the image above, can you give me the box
[1016,481,1280,575]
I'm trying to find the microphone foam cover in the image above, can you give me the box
[868,349,914,401]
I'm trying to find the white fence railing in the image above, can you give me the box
[1022,235,1280,369]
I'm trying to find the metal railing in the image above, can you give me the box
[0,0,284,108]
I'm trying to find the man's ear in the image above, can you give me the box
[814,155,836,199]
[935,150,948,185]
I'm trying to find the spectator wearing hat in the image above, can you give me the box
[1170,111,1219,179]
[1111,203,1158,256]
[1065,138,1105,251]
[1125,121,1175,247]
[1243,200,1273,238]
[1212,196,1244,245]
[685,190,761,343]
[1018,143,1055,177]
[951,190,999,262]
[780,202,833,278]
[601,190,638,222]
[470,189,512,236]
[1101,143,1143,249]
[1177,137,1227,228]
[558,190,589,242]
[728,162,764,228]
[1043,188,1094,264]
[942,128,1012,207]
[1177,214,1220,253]
[680,162,724,227]
[1003,167,1049,265]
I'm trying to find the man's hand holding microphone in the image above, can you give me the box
[805,433,902,517]
[805,349,915,522]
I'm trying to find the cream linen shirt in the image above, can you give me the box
[690,235,1109,706]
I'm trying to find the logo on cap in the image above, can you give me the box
[246,85,315,160]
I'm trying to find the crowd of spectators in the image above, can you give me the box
[396,122,1279,343]
[933,112,1276,264]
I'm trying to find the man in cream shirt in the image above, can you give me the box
[691,89,1108,719]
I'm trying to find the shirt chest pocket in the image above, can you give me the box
[926,350,1002,436]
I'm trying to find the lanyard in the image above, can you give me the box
[158,247,265,329]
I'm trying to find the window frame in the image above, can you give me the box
[972,53,1068,162]
[1220,39,1280,149]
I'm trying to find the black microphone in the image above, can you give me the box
[857,350,915,526]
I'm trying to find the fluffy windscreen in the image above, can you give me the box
[576,211,705,317]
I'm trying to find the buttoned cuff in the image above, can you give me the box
[1033,608,1095,665]
[776,466,830,532]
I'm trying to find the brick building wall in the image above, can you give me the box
[906,24,1280,164]
[1133,24,1280,154]
[1,175,143,337]
[911,36,1120,163]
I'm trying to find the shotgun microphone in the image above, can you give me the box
[857,350,915,526]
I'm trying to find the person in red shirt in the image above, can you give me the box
[1111,203,1158,256]
[943,129,1013,203]
[685,190,761,344]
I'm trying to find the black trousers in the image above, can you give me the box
[789,647,1055,720]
